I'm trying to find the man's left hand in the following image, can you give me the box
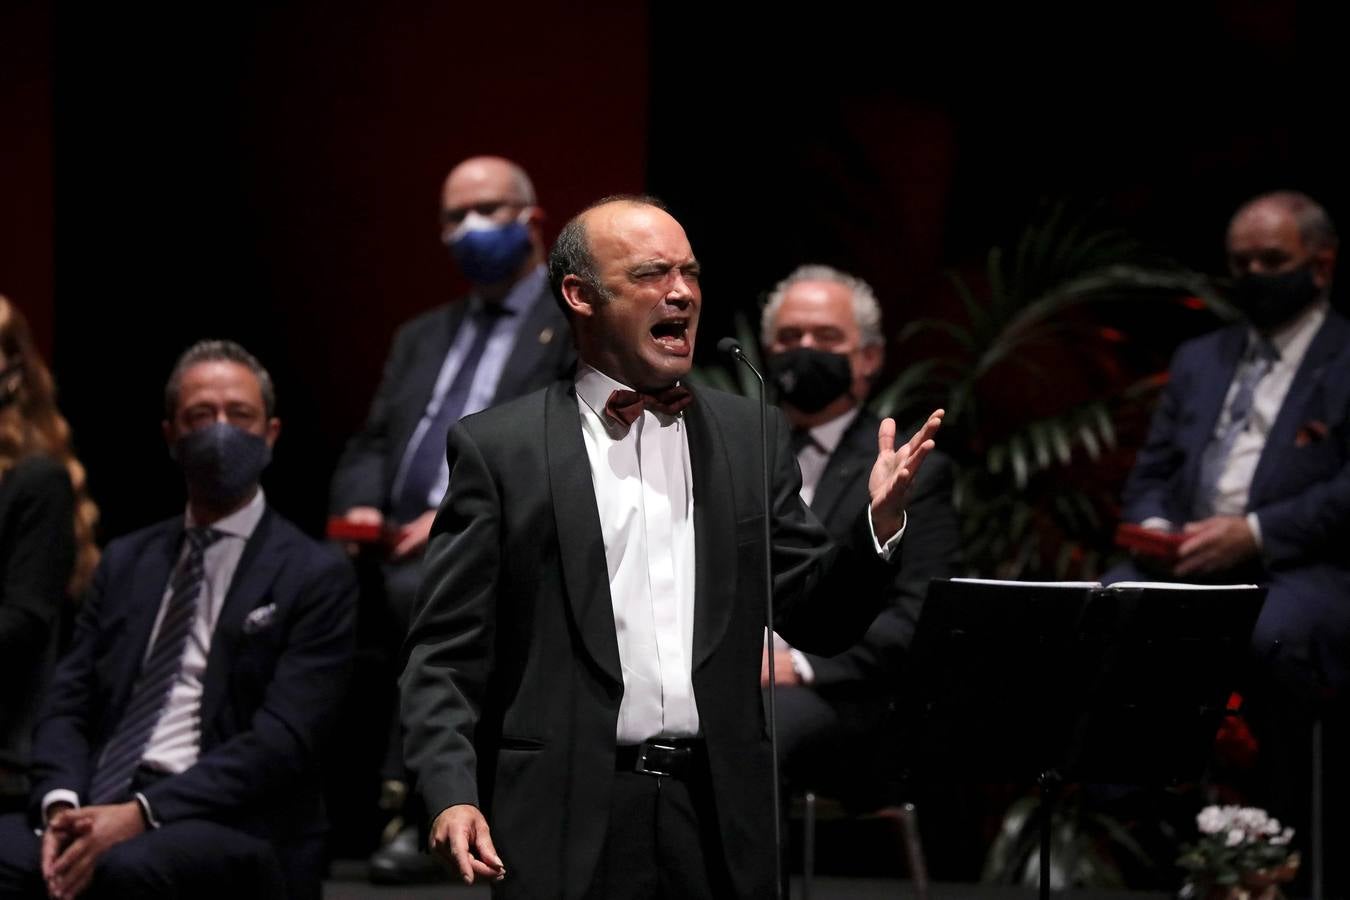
[392,510,437,559]
[47,803,145,900]
[1174,516,1258,576]
[869,409,943,542]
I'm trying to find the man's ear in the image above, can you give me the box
[1312,247,1337,291]
[264,417,281,449]
[560,274,597,319]
[858,343,883,381]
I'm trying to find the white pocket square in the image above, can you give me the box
[242,603,277,634]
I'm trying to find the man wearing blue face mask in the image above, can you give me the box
[0,340,357,899]
[329,156,573,883]
[760,265,959,801]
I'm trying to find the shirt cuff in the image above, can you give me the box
[788,648,816,684]
[1140,517,1176,532]
[1245,512,1263,551]
[41,789,81,825]
[868,509,906,560]
[134,792,161,829]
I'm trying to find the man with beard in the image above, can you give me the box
[1109,190,1350,896]
[0,340,356,899]
[759,265,959,791]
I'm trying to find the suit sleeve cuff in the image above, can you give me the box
[134,792,161,829]
[788,648,816,684]
[869,509,906,560]
[41,790,81,825]
[1246,512,1264,551]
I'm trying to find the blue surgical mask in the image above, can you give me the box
[447,210,533,285]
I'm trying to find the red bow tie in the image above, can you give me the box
[604,386,694,428]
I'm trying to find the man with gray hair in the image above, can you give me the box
[761,264,960,793]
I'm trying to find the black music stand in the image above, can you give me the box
[894,578,1266,899]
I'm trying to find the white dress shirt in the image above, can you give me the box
[574,366,700,743]
[795,407,861,506]
[43,490,265,820]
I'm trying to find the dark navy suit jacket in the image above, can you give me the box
[1121,309,1350,691]
[330,280,574,516]
[27,506,357,841]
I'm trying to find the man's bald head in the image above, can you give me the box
[1229,191,1338,258]
[439,156,545,293]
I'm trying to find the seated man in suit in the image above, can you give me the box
[1108,190,1349,894]
[759,264,960,792]
[329,155,573,882]
[0,340,357,900]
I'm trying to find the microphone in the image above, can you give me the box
[716,336,745,360]
[719,336,783,900]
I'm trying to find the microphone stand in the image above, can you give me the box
[718,337,783,900]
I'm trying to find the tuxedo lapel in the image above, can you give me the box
[545,381,623,686]
[200,511,286,724]
[685,390,737,671]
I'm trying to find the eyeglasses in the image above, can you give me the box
[440,200,528,227]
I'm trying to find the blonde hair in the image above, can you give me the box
[0,296,100,597]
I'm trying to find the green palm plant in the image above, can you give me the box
[874,203,1233,579]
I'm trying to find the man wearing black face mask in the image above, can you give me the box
[1110,191,1350,895]
[761,265,960,793]
[329,155,574,882]
[0,340,357,899]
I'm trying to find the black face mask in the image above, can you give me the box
[171,422,272,508]
[1230,264,1322,331]
[769,347,853,414]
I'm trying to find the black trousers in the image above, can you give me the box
[584,755,736,900]
[0,812,293,900]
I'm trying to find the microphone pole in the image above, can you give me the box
[717,337,783,900]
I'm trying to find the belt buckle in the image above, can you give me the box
[634,740,679,777]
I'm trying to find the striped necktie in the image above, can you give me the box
[88,526,224,804]
[1192,337,1278,519]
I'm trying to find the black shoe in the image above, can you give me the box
[368,825,450,885]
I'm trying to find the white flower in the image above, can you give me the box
[1197,806,1229,835]
[1226,828,1246,847]
[1271,827,1295,846]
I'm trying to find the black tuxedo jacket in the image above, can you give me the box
[803,410,959,686]
[401,381,896,899]
[330,280,574,515]
[28,506,357,842]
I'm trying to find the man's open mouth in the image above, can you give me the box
[650,318,691,353]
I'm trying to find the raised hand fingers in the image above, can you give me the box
[876,416,897,455]
[905,410,944,454]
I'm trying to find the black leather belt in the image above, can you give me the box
[615,737,704,778]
